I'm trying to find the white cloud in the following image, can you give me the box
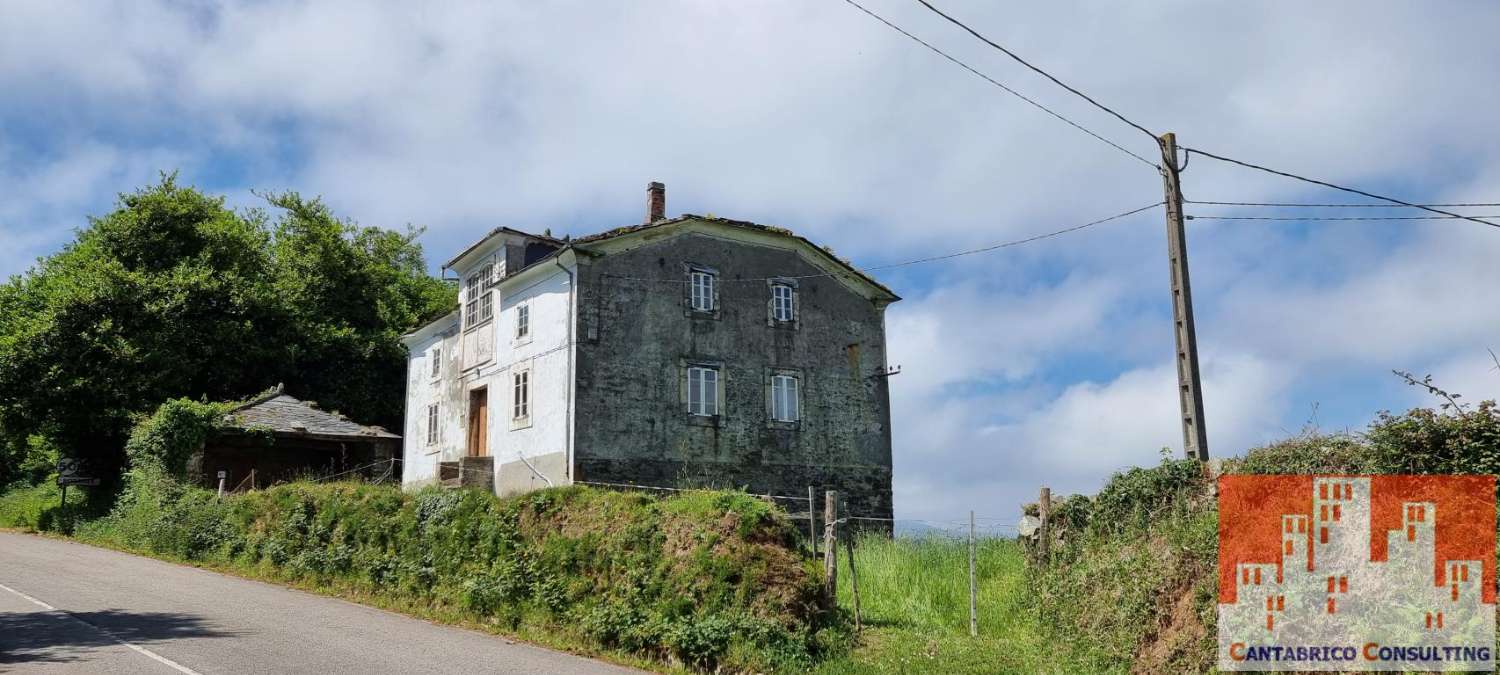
[887,274,1127,400]
[889,347,1291,521]
[4,0,1500,521]
[0,138,187,278]
[1420,350,1500,411]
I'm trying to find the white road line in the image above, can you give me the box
[0,581,203,675]
[0,582,56,610]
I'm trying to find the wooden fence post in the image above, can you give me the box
[1039,487,1052,564]
[823,491,838,602]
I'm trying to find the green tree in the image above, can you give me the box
[0,175,453,481]
[262,191,455,430]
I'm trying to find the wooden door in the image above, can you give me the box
[467,388,489,457]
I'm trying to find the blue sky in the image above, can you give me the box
[3,0,1498,522]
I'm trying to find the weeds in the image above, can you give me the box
[21,473,827,673]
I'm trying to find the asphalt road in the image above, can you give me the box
[0,532,638,674]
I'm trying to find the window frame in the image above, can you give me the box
[511,368,531,424]
[515,302,530,340]
[429,347,442,380]
[689,268,717,313]
[765,278,799,328]
[770,373,800,422]
[770,283,794,322]
[464,263,495,330]
[425,403,440,447]
[687,365,720,417]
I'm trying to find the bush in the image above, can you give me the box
[1364,401,1500,476]
[124,399,227,478]
[0,435,60,487]
[68,478,827,672]
[1227,432,1372,475]
[1030,399,1500,670]
[0,479,90,531]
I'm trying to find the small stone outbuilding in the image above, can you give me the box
[188,387,400,491]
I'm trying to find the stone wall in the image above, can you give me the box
[572,230,895,521]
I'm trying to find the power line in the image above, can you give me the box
[1188,200,1500,209]
[601,200,1163,285]
[838,0,1156,168]
[1183,148,1500,229]
[912,0,1159,141]
[1188,214,1500,222]
[864,200,1162,269]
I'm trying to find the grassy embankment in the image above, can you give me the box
[1,478,1090,674]
[1027,402,1500,672]
[9,401,1487,672]
[1,478,836,673]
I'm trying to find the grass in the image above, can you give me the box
[0,480,91,531]
[6,476,834,673]
[1,477,1114,673]
[815,535,1098,674]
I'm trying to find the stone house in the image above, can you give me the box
[399,183,899,520]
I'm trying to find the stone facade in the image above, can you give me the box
[572,230,896,521]
[401,196,898,523]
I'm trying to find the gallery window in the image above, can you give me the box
[464,264,494,327]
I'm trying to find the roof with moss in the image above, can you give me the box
[224,386,399,439]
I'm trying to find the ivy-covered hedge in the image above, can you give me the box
[123,398,229,479]
[75,479,836,671]
[1029,401,1500,671]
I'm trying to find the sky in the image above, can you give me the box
[3,0,1499,524]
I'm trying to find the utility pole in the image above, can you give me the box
[1158,132,1209,461]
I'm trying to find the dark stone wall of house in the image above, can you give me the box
[572,231,895,521]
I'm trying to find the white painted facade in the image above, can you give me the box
[400,232,577,495]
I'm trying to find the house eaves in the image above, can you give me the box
[573,215,900,303]
[443,225,564,271]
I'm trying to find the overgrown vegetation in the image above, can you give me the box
[124,398,231,479]
[0,480,89,532]
[1029,397,1500,672]
[0,174,453,484]
[814,536,1086,674]
[6,469,833,672]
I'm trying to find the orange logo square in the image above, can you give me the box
[1218,475,1495,671]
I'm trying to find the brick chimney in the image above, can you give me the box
[646,181,665,223]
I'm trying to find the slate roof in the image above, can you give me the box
[443,225,565,270]
[225,387,399,439]
[573,214,900,300]
[448,214,897,297]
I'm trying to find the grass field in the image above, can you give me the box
[816,535,1104,674]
